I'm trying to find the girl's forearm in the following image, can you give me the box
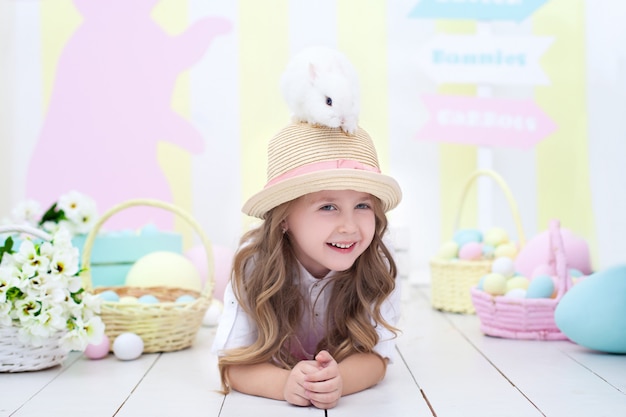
[226,362,290,400]
[338,353,388,395]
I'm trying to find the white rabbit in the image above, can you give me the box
[280,46,360,134]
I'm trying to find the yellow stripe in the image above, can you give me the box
[41,1,81,112]
[0,2,15,213]
[436,20,478,239]
[152,1,193,244]
[533,0,596,262]
[239,0,290,225]
[337,0,389,173]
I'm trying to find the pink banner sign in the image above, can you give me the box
[416,95,557,149]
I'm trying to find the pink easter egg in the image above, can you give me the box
[531,264,553,279]
[84,334,110,360]
[515,226,592,278]
[459,241,483,260]
[184,244,234,302]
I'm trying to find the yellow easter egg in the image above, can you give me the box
[437,241,459,260]
[126,251,202,292]
[482,273,507,296]
[494,242,518,259]
[484,227,509,247]
[505,276,530,293]
[119,296,138,304]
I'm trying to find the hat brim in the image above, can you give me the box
[242,169,402,218]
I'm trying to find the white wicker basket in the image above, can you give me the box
[0,224,71,373]
[0,326,68,372]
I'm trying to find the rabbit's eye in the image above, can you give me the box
[325,96,333,106]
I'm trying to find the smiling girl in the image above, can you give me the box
[212,47,402,410]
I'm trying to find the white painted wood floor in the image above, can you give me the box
[2,283,625,417]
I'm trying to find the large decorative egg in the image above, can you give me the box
[126,251,202,291]
[184,244,234,302]
[515,227,592,278]
[555,265,626,354]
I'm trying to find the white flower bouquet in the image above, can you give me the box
[5,190,98,237]
[0,224,105,372]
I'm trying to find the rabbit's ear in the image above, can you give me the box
[308,62,318,82]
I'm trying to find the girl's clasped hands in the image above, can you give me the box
[285,350,343,409]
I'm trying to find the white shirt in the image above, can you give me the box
[212,262,401,362]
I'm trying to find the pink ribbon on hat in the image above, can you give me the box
[265,159,381,188]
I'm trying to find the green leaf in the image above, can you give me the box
[0,236,14,262]
[38,202,68,226]
[71,287,85,304]
[6,287,22,302]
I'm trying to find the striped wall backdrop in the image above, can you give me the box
[1,0,625,278]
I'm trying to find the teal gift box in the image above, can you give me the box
[73,225,182,287]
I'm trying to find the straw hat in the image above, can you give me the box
[242,122,402,218]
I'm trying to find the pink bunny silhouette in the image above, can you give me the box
[26,0,232,229]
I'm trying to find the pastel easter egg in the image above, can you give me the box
[98,290,120,302]
[505,276,530,293]
[84,334,110,360]
[453,229,483,247]
[113,333,144,361]
[526,275,555,298]
[140,224,160,236]
[491,257,516,278]
[482,273,507,296]
[476,275,487,290]
[185,244,235,302]
[119,296,138,304]
[569,268,583,278]
[505,288,527,298]
[126,251,202,292]
[484,227,509,247]
[458,242,483,261]
[494,242,518,259]
[138,294,159,304]
[176,294,196,303]
[436,241,459,260]
[555,265,626,354]
[532,264,553,279]
[482,244,495,259]
[515,227,592,278]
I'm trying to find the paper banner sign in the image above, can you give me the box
[408,0,549,22]
[416,95,557,149]
[416,34,553,85]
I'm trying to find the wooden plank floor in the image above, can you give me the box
[1,282,625,416]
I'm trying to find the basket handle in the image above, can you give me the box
[549,219,571,300]
[0,224,52,242]
[79,199,214,299]
[454,169,526,247]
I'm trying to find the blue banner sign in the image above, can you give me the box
[408,0,549,22]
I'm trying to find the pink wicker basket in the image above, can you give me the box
[470,219,572,340]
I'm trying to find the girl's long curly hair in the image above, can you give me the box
[218,196,398,392]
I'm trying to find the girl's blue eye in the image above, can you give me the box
[356,203,371,210]
[320,204,336,211]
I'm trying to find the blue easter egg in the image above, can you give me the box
[98,290,120,302]
[569,268,583,278]
[526,275,554,298]
[138,294,159,304]
[141,224,160,236]
[555,265,626,354]
[453,229,483,247]
[482,244,495,258]
[477,274,487,290]
[176,294,196,303]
